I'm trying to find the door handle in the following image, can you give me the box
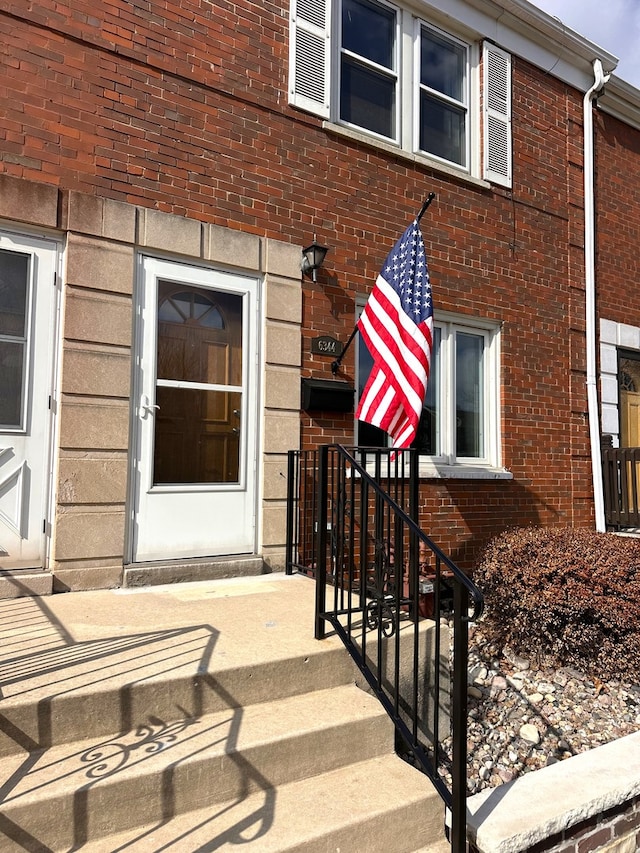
[140,395,160,419]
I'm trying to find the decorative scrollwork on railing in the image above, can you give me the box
[365,598,396,637]
[304,443,485,853]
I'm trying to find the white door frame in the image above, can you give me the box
[0,228,61,570]
[128,254,260,563]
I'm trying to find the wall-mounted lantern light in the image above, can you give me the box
[301,235,329,282]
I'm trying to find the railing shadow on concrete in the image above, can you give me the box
[0,578,277,851]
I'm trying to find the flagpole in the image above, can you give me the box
[416,191,436,222]
[330,325,359,374]
[331,193,436,375]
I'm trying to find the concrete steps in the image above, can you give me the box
[76,756,448,853]
[0,575,448,851]
[0,569,53,598]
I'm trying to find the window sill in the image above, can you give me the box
[322,121,492,191]
[355,459,513,480]
[417,463,513,480]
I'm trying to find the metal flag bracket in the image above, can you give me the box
[331,193,436,375]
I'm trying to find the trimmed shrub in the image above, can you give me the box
[474,526,640,681]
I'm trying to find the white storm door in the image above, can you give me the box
[0,233,58,569]
[132,257,259,562]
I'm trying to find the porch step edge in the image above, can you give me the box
[123,556,267,587]
[0,571,53,599]
[75,754,447,853]
[1,685,397,850]
[0,643,358,757]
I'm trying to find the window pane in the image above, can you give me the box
[0,340,24,427]
[420,93,466,165]
[357,333,387,446]
[192,292,220,322]
[342,0,395,69]
[341,58,395,138]
[157,284,242,384]
[0,250,29,429]
[456,332,484,458]
[421,29,465,101]
[413,327,440,453]
[153,387,241,484]
[0,250,29,337]
[157,299,184,324]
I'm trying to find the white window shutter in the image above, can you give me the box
[483,42,511,187]
[289,0,331,118]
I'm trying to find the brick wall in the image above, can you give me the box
[0,0,603,571]
[510,794,640,853]
[594,110,640,328]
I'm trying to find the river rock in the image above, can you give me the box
[519,723,541,744]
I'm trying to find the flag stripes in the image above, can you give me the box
[355,216,433,448]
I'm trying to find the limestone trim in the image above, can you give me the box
[467,730,640,853]
[600,318,640,445]
[0,177,302,587]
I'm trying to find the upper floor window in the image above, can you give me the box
[419,26,468,167]
[340,0,397,139]
[289,0,511,186]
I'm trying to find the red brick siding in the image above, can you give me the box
[594,111,640,329]
[1,1,601,567]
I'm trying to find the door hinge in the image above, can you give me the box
[53,271,57,287]
[48,395,52,410]
[43,519,46,533]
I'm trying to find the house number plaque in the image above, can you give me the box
[310,335,341,357]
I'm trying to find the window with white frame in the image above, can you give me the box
[340,0,398,140]
[418,25,468,168]
[289,0,511,186]
[356,307,501,466]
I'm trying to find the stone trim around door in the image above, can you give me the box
[600,319,640,448]
[0,174,302,592]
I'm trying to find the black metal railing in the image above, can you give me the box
[602,445,640,529]
[286,445,484,852]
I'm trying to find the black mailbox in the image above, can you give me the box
[301,378,355,412]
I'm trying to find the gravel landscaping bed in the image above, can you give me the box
[444,622,640,794]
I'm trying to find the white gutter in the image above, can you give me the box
[584,59,610,532]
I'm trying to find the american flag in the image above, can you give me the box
[356,217,433,448]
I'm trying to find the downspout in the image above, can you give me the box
[584,59,610,532]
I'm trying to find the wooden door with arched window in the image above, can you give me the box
[154,283,243,485]
[619,355,640,449]
[132,257,259,563]
[617,353,640,515]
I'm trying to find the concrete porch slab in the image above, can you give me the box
[0,573,357,754]
[0,572,318,663]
